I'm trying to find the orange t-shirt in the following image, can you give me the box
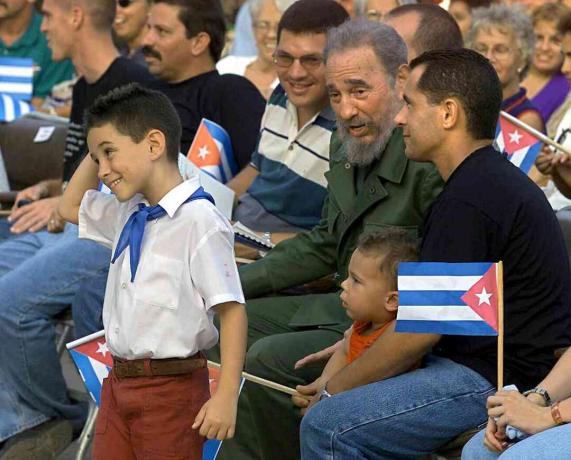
[347,320,394,364]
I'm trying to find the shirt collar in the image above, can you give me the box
[157,176,202,218]
[3,12,41,50]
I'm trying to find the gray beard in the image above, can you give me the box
[337,99,401,167]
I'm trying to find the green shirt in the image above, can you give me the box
[0,12,74,98]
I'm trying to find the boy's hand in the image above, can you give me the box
[483,417,508,453]
[47,208,66,233]
[293,378,326,416]
[192,392,238,440]
[294,340,343,369]
[535,146,570,176]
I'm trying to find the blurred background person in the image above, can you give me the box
[113,0,150,64]
[355,0,416,22]
[521,2,570,126]
[217,0,297,99]
[468,4,544,135]
[448,0,494,41]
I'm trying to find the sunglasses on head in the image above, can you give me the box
[117,0,134,7]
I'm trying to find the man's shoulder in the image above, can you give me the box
[106,57,155,85]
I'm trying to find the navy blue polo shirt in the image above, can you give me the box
[420,145,571,390]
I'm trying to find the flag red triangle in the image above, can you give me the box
[499,117,540,155]
[74,338,113,367]
[460,264,499,332]
[187,122,221,167]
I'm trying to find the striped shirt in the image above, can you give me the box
[245,85,335,229]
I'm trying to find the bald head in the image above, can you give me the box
[386,4,463,61]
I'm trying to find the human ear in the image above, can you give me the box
[190,32,211,57]
[70,4,84,30]
[385,291,399,312]
[441,98,460,130]
[146,129,167,160]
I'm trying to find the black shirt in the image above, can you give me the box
[63,57,155,181]
[152,70,265,170]
[421,145,571,389]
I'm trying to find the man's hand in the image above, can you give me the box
[192,392,238,440]
[483,417,508,453]
[8,196,61,234]
[294,339,343,369]
[11,183,49,209]
[293,378,326,416]
[535,146,569,176]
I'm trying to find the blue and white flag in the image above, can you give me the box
[0,93,32,122]
[396,262,499,336]
[0,56,34,101]
[494,116,542,175]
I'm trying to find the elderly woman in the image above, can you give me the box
[217,0,296,99]
[522,2,570,125]
[461,347,571,459]
[468,4,544,133]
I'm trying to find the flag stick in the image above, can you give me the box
[496,261,504,391]
[500,111,571,157]
[207,360,299,396]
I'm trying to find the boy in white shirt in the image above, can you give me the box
[58,83,247,459]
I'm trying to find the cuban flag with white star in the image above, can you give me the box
[395,262,499,336]
[186,118,238,183]
[494,117,542,175]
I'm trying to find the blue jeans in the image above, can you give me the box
[71,269,107,339]
[300,356,495,459]
[462,424,571,459]
[0,225,111,441]
[0,218,14,242]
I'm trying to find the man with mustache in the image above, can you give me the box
[220,19,443,460]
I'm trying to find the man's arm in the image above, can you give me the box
[326,323,440,394]
[58,154,99,224]
[227,164,259,202]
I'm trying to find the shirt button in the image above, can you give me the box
[369,186,376,194]
[121,282,127,289]
[344,163,351,169]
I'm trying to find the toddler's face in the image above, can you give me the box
[87,123,152,202]
[340,249,397,324]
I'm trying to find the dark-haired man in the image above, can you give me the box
[0,0,156,456]
[301,48,570,459]
[385,3,463,60]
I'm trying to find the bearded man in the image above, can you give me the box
[218,19,444,460]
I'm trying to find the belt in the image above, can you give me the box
[112,353,206,379]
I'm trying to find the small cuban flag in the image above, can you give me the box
[0,56,34,102]
[396,262,499,336]
[494,116,542,175]
[187,118,238,184]
[0,93,33,122]
[67,330,242,459]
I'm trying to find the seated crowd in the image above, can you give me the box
[1,0,571,459]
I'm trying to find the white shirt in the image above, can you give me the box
[78,177,245,360]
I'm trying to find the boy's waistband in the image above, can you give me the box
[112,352,206,379]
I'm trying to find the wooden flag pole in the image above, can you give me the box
[500,111,571,157]
[496,261,504,391]
[207,360,299,396]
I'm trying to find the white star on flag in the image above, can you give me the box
[96,342,108,357]
[508,130,523,145]
[198,145,210,160]
[475,287,492,306]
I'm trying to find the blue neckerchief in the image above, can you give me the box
[111,186,214,281]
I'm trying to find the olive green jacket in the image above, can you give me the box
[239,128,444,330]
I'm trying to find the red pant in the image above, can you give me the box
[92,366,210,460]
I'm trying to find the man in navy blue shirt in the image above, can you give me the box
[300,48,571,459]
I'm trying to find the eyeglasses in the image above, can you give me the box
[253,20,279,34]
[117,0,134,8]
[366,9,385,22]
[473,43,512,60]
[273,51,324,70]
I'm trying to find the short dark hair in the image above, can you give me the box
[387,4,463,55]
[357,229,418,289]
[559,10,571,35]
[85,83,182,163]
[449,0,493,8]
[153,0,226,62]
[277,0,349,42]
[410,48,502,140]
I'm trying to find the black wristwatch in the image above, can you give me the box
[523,387,552,406]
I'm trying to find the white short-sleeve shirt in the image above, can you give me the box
[78,177,245,360]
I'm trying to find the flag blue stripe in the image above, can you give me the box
[2,92,32,102]
[395,320,498,336]
[69,350,104,406]
[203,119,238,176]
[398,262,492,276]
[518,142,542,175]
[399,291,467,306]
[0,57,34,67]
[0,76,33,84]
